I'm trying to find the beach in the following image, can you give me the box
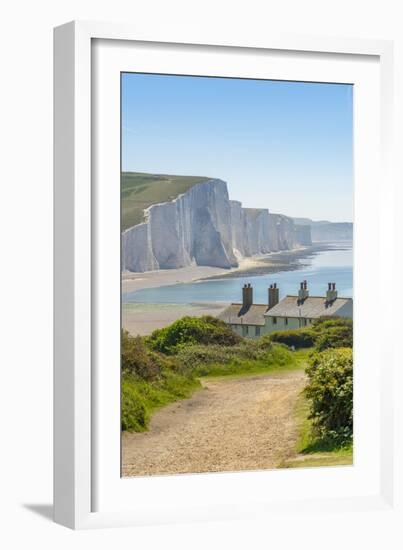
[121,255,267,335]
[121,244,334,336]
[122,302,229,336]
[121,245,330,293]
[121,254,270,294]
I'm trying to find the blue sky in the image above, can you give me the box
[122,73,353,222]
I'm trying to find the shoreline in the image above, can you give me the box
[121,241,352,336]
[122,301,229,336]
[121,254,270,294]
[121,243,340,294]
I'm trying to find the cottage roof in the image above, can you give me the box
[264,295,352,319]
[217,303,268,326]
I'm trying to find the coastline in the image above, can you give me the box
[121,255,269,294]
[121,243,333,294]
[121,242,351,336]
[122,264,237,294]
[122,302,229,336]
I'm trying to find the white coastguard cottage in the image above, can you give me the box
[218,281,352,338]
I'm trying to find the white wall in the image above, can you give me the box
[1,1,402,548]
[233,324,263,338]
[266,316,305,332]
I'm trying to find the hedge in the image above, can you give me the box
[305,347,353,444]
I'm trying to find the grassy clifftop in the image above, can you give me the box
[121,172,210,230]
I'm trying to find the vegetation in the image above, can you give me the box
[122,313,354,470]
[122,372,200,432]
[122,331,179,380]
[268,316,352,352]
[121,331,200,432]
[305,348,353,445]
[281,342,353,468]
[276,318,353,468]
[312,318,353,351]
[121,172,209,230]
[147,315,240,355]
[268,327,315,349]
[121,318,306,432]
[176,340,307,377]
[281,391,353,469]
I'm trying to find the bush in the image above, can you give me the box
[311,317,353,350]
[267,317,353,352]
[176,341,263,370]
[305,348,353,444]
[122,330,180,380]
[147,315,241,354]
[176,340,294,376]
[121,370,201,432]
[269,328,315,349]
[121,377,148,431]
[312,317,353,330]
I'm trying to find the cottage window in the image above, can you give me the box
[256,326,261,337]
[242,325,249,336]
[272,317,277,324]
[285,317,288,325]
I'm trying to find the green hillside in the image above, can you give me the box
[121,172,209,230]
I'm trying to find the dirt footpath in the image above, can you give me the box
[122,370,306,477]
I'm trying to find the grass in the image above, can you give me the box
[122,343,309,432]
[122,370,201,432]
[195,347,310,379]
[280,390,353,469]
[121,172,209,230]
[122,315,354,471]
[283,451,353,468]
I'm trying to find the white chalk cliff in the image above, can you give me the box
[122,178,311,272]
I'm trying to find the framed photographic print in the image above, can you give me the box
[54,21,398,530]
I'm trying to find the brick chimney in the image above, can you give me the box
[242,283,253,308]
[298,280,309,301]
[326,282,338,303]
[268,283,279,309]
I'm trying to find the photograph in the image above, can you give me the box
[2,0,397,541]
[120,73,353,477]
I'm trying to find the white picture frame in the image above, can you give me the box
[54,20,399,531]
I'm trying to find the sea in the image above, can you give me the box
[122,242,353,305]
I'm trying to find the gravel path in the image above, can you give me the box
[122,370,306,477]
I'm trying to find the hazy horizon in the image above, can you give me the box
[122,74,353,223]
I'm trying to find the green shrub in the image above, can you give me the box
[269,328,315,349]
[176,340,294,376]
[267,317,353,352]
[121,329,202,431]
[305,348,353,444]
[147,315,241,354]
[121,371,201,432]
[122,330,181,380]
[176,339,266,368]
[312,316,353,330]
[314,324,353,352]
[121,377,148,431]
